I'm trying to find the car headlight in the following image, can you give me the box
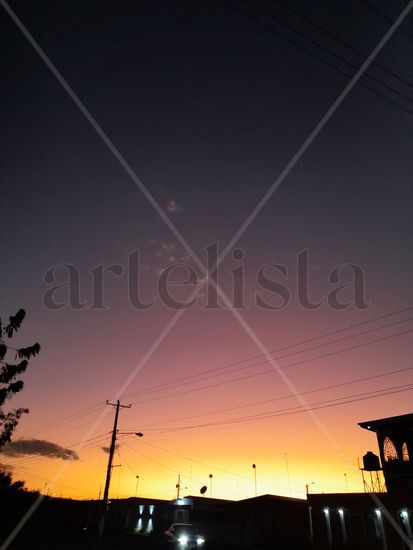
[197,537,205,545]
[178,535,188,544]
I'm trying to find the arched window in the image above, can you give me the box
[383,437,398,461]
[402,442,410,462]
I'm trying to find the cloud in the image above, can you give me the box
[1,439,79,461]
[165,199,182,213]
[151,240,191,270]
[156,242,178,264]
[101,444,119,454]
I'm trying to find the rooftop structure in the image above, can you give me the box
[359,412,413,494]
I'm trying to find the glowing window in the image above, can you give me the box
[383,437,398,461]
[402,442,410,462]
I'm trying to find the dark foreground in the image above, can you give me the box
[0,529,256,550]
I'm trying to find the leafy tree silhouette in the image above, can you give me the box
[0,468,24,493]
[0,309,40,448]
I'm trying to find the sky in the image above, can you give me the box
[1,0,413,502]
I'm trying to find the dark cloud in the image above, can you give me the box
[101,444,119,454]
[1,439,78,460]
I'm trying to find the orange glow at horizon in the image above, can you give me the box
[6,384,409,502]
[3,302,413,504]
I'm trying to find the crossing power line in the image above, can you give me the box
[221,0,413,115]
[272,0,413,89]
[123,305,413,400]
[131,365,413,430]
[17,306,413,443]
[139,383,413,435]
[128,326,413,405]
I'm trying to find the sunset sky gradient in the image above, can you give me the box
[1,0,413,502]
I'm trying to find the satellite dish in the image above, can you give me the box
[200,486,207,495]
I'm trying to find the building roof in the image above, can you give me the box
[236,494,305,504]
[359,412,413,432]
[172,496,232,505]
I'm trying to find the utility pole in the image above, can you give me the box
[306,481,315,496]
[284,453,292,497]
[98,400,131,539]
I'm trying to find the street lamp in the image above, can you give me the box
[306,482,315,496]
[209,474,213,498]
[252,464,257,497]
[135,475,139,497]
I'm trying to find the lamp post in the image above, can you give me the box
[176,474,181,499]
[306,481,315,496]
[209,474,213,498]
[284,453,291,496]
[252,464,257,497]
[135,476,139,497]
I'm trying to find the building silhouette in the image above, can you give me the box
[309,412,413,549]
[359,412,413,495]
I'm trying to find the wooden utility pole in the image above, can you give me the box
[98,400,131,539]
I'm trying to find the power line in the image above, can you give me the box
[9,468,98,498]
[20,305,413,441]
[359,0,413,41]
[5,432,110,467]
[142,383,413,434]
[245,0,413,100]
[5,432,110,465]
[129,327,413,406]
[122,442,251,501]
[123,305,413,399]
[133,365,413,430]
[137,439,300,493]
[7,314,410,463]
[120,439,207,496]
[18,416,111,446]
[120,439,206,490]
[139,317,413,399]
[273,0,413,89]
[221,0,413,115]
[18,402,106,439]
[116,448,173,499]
[121,439,182,476]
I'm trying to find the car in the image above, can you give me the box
[164,523,206,548]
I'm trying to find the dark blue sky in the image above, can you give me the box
[2,0,413,288]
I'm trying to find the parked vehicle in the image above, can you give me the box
[164,523,205,548]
